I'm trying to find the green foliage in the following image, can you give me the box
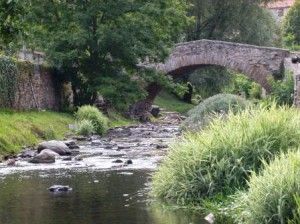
[0,56,18,107]
[224,74,262,99]
[182,94,248,130]
[154,90,194,114]
[233,150,300,224]
[268,72,294,106]
[76,119,95,136]
[187,0,278,46]
[151,105,300,206]
[0,110,73,155]
[283,0,300,46]
[25,0,190,108]
[0,0,25,52]
[75,105,108,135]
[188,66,232,99]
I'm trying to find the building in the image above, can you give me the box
[265,0,295,22]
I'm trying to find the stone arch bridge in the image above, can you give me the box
[146,39,300,105]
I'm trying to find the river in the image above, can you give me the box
[0,112,207,224]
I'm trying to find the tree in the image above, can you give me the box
[25,0,190,109]
[186,0,278,46]
[283,0,300,47]
[0,0,25,53]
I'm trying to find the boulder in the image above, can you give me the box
[38,140,71,156]
[29,150,57,164]
[151,105,160,118]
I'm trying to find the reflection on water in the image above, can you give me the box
[0,170,206,224]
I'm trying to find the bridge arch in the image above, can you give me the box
[150,40,291,92]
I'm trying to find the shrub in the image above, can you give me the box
[75,105,108,135]
[269,72,294,106]
[182,94,248,130]
[233,150,300,224]
[224,73,262,99]
[151,105,300,206]
[283,0,300,46]
[76,119,95,136]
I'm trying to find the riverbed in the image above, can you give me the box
[0,112,207,224]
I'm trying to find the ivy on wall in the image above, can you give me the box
[0,56,18,107]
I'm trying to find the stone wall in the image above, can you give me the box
[13,62,60,110]
[149,39,290,92]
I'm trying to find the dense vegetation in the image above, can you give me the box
[182,94,248,130]
[152,105,300,205]
[283,0,300,50]
[232,150,300,223]
[75,105,108,136]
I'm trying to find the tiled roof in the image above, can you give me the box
[266,0,295,9]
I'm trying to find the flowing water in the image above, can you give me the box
[0,170,206,224]
[0,112,207,224]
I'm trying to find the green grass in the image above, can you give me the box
[107,111,138,128]
[0,110,73,155]
[232,150,300,223]
[151,105,300,207]
[154,90,194,114]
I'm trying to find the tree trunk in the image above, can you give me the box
[128,82,162,122]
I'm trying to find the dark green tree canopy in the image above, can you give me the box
[22,0,190,107]
[187,0,278,46]
[283,0,300,46]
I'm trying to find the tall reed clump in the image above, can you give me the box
[232,150,300,224]
[151,105,300,206]
[75,105,108,135]
[182,94,248,131]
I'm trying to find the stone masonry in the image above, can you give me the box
[147,39,300,105]
[13,63,60,110]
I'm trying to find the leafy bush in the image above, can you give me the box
[75,105,108,135]
[283,0,300,46]
[233,150,300,224]
[151,105,300,206]
[182,94,248,130]
[269,72,294,106]
[224,73,262,99]
[76,119,95,136]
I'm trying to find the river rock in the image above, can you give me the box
[18,149,37,158]
[6,159,16,166]
[151,105,160,118]
[37,140,71,155]
[64,140,80,149]
[204,213,215,224]
[62,156,72,161]
[29,150,57,164]
[125,159,133,165]
[113,159,123,163]
[74,155,84,161]
[48,185,72,192]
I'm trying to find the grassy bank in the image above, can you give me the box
[154,91,194,114]
[151,105,300,208]
[0,110,73,156]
